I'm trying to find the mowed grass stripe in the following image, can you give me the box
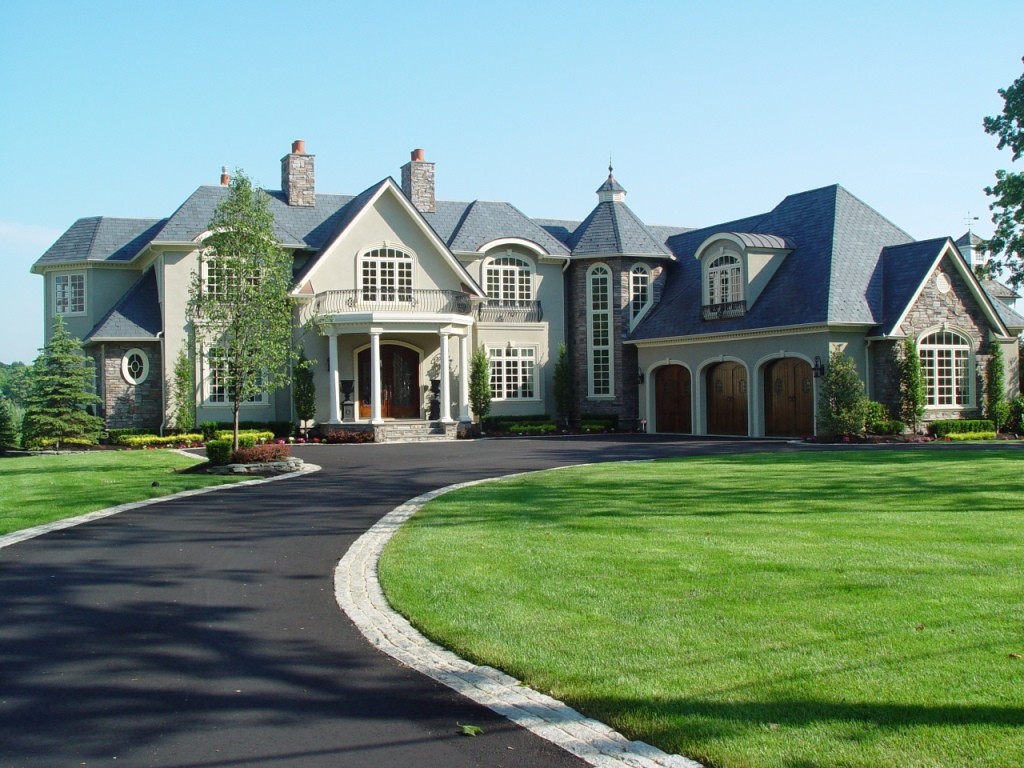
[379,450,1024,768]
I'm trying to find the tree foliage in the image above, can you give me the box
[0,361,32,407]
[986,338,1010,431]
[898,338,926,433]
[170,346,195,432]
[187,171,295,449]
[816,348,868,437]
[982,58,1024,288]
[552,342,573,425]
[469,346,492,423]
[21,315,103,448]
[0,394,18,450]
[293,352,316,430]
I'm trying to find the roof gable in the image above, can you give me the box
[427,200,570,256]
[85,267,161,341]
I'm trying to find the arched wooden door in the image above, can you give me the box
[764,358,814,437]
[654,365,691,433]
[358,345,420,419]
[706,362,748,435]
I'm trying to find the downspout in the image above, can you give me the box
[157,331,165,436]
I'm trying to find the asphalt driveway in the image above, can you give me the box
[0,436,801,767]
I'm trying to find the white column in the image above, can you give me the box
[370,330,383,425]
[328,332,341,424]
[439,332,453,423]
[458,333,470,422]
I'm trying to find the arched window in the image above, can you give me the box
[587,264,612,397]
[919,330,972,407]
[630,264,651,324]
[706,252,742,306]
[485,255,533,303]
[360,246,414,302]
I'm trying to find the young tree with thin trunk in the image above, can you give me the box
[187,171,295,451]
[469,346,492,424]
[898,338,926,433]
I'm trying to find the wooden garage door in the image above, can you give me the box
[764,358,814,437]
[654,365,691,433]
[706,362,748,436]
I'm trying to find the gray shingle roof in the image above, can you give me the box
[425,201,570,255]
[631,185,915,341]
[86,267,161,341]
[873,238,949,336]
[32,217,166,269]
[567,200,673,258]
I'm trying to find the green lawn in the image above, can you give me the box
[379,449,1024,768]
[0,451,248,536]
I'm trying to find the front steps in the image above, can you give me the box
[318,420,461,444]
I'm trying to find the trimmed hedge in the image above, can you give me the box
[214,429,274,443]
[232,444,290,463]
[118,433,204,448]
[928,419,995,438]
[943,431,998,441]
[200,421,294,439]
[869,420,906,436]
[206,434,258,465]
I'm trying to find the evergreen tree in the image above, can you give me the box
[552,343,573,426]
[898,338,926,433]
[0,393,18,450]
[816,348,868,437]
[293,352,316,433]
[170,346,196,431]
[21,315,103,448]
[187,171,296,450]
[469,346,492,423]
[986,337,1009,431]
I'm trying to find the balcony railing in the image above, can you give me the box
[313,289,472,316]
[702,300,747,320]
[475,299,543,323]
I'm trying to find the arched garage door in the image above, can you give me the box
[764,358,814,437]
[706,362,748,436]
[654,365,691,433]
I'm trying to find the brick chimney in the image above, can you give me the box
[401,148,435,213]
[281,139,315,207]
[220,166,231,186]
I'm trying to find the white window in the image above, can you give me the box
[587,264,613,397]
[706,252,743,306]
[630,264,651,324]
[55,273,86,315]
[121,348,149,385]
[360,246,413,302]
[202,255,258,299]
[919,330,972,408]
[205,347,265,405]
[488,346,537,400]
[485,255,533,303]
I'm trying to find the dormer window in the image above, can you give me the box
[703,248,745,319]
[360,246,414,303]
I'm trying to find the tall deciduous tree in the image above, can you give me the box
[898,338,926,433]
[816,348,868,437]
[982,58,1024,287]
[21,315,103,448]
[187,171,295,450]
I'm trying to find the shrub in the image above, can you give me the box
[928,419,996,438]
[872,420,907,435]
[577,413,619,429]
[118,433,204,448]
[817,349,868,436]
[864,401,890,434]
[205,439,233,466]
[232,443,290,463]
[199,421,220,441]
[944,431,998,441]
[1008,394,1024,433]
[322,430,374,444]
[214,429,274,443]
[507,422,557,435]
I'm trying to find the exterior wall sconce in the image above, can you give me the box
[812,356,826,378]
[638,367,645,384]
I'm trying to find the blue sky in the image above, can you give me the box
[1,0,1022,363]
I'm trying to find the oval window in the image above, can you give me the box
[121,348,149,385]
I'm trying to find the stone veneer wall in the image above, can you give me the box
[401,158,435,213]
[101,343,163,430]
[566,258,664,430]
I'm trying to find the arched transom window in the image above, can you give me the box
[919,330,972,407]
[360,246,413,302]
[485,255,532,303]
[706,252,743,306]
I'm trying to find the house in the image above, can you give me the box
[31,141,1023,440]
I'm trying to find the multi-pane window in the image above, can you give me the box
[205,347,265,404]
[706,252,742,306]
[203,257,259,299]
[630,264,651,323]
[361,247,413,302]
[55,273,86,314]
[588,265,612,396]
[485,256,532,303]
[488,346,536,400]
[919,330,971,407]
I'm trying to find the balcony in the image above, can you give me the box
[313,289,472,317]
[475,299,543,323]
[702,300,746,321]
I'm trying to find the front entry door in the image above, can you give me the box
[706,362,748,435]
[654,365,691,433]
[358,345,420,419]
[764,358,814,437]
